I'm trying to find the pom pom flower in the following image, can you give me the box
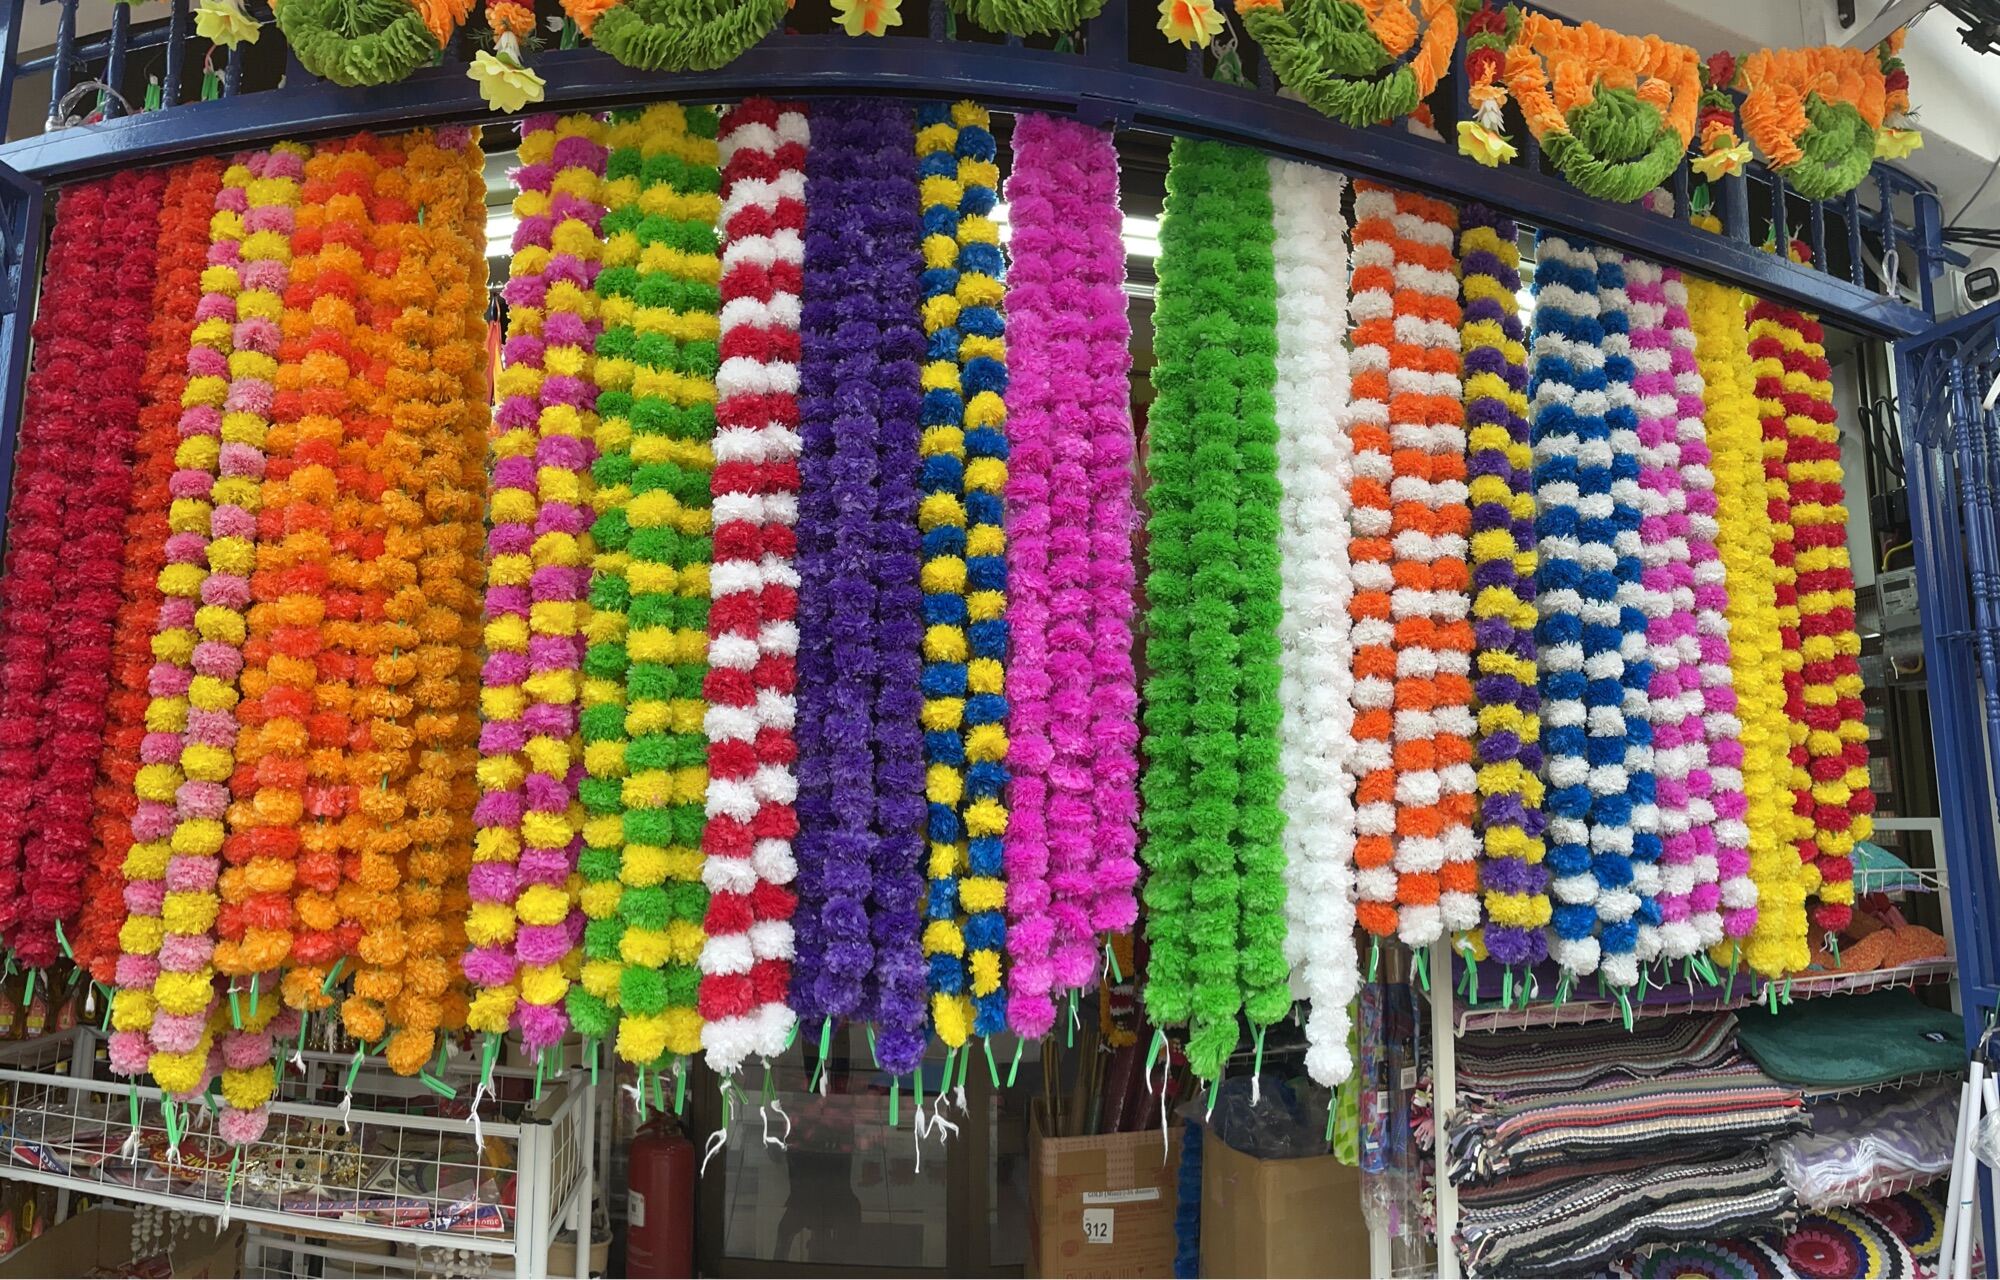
[695,99,807,1074]
[1240,0,1463,129]
[1003,114,1136,1040]
[1272,157,1359,1086]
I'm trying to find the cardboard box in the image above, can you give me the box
[1199,1127,1369,1278]
[0,1205,243,1278]
[1028,1102,1181,1278]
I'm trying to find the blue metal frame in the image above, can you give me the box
[0,0,1944,338]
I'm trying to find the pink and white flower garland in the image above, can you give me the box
[1002,114,1137,1037]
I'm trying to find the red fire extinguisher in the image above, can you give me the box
[626,1116,695,1278]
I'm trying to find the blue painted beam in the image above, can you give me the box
[0,36,1935,338]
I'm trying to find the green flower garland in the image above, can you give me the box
[1238,0,1462,129]
[273,0,438,88]
[1140,138,1285,1080]
[598,103,722,1066]
[574,112,643,1052]
[1543,88,1688,204]
[1779,94,1876,200]
[590,0,788,72]
[947,0,1106,37]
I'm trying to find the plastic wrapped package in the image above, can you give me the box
[1778,1083,1958,1209]
[1359,976,1425,1270]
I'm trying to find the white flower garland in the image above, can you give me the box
[1527,231,1605,979]
[1270,158,1357,1087]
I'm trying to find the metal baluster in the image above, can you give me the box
[1952,359,2000,810]
[1083,0,1124,66]
[1845,189,1864,288]
[0,0,22,124]
[1876,169,1896,295]
[0,173,42,562]
[162,0,188,108]
[46,0,77,129]
[1185,45,1200,76]
[1671,154,1690,220]
[1809,196,1827,273]
[929,0,948,40]
[1722,170,1749,243]
[101,1,128,117]
[1770,172,1790,253]
[223,40,243,96]
[1917,186,1942,315]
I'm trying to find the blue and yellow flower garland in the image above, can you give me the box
[915,102,1010,1049]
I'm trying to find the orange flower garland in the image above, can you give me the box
[80,158,226,987]
[338,135,420,1052]
[1503,13,1702,203]
[1738,45,1887,198]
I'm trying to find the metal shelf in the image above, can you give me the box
[1451,959,1956,1038]
[0,1027,596,1278]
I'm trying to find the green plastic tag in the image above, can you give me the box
[866,1025,878,1068]
[1367,937,1380,981]
[674,1067,687,1115]
[419,1072,457,1099]
[1007,1037,1022,1088]
[54,920,71,960]
[229,986,243,1029]
[1104,939,1123,983]
[321,959,345,993]
[889,1079,900,1128]
[984,1038,1000,1088]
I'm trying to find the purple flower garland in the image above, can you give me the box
[791,100,930,1073]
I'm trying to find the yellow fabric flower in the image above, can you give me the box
[833,0,902,36]
[193,0,260,48]
[1692,140,1754,180]
[1157,0,1223,47]
[1457,120,1518,167]
[1876,129,1923,160]
[469,46,546,115]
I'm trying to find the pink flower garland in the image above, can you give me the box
[1002,114,1136,1036]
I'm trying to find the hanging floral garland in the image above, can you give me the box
[81,159,227,988]
[1687,273,1807,977]
[1746,300,1822,941]
[469,115,561,1039]
[1752,301,1870,933]
[264,138,379,1011]
[1458,2,1520,165]
[1592,247,1662,988]
[1345,184,1399,946]
[572,109,641,1060]
[1140,137,1279,1080]
[1660,263,1758,951]
[913,101,1009,1051]
[272,0,440,88]
[1271,157,1358,1086]
[337,134,420,1056]
[1738,45,1887,200]
[1459,204,1546,973]
[1624,252,1706,960]
[587,0,788,72]
[1003,113,1135,1041]
[790,98,929,1075]
[1875,31,1921,159]
[604,103,718,1067]
[1235,0,1462,130]
[948,0,1105,36]
[382,127,488,1075]
[0,169,162,971]
[1368,184,1473,949]
[1526,230,1607,980]
[111,161,252,1081]
[1693,53,1753,181]
[514,116,604,1055]
[697,98,806,1075]
[1502,13,1702,203]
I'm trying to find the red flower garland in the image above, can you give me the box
[0,169,170,969]
[78,158,226,984]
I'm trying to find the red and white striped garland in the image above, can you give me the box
[699,99,806,1075]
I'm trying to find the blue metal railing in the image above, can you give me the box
[0,0,1945,338]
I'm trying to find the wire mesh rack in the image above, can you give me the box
[1451,958,1957,1036]
[1802,1067,1965,1102]
[0,1026,598,1276]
